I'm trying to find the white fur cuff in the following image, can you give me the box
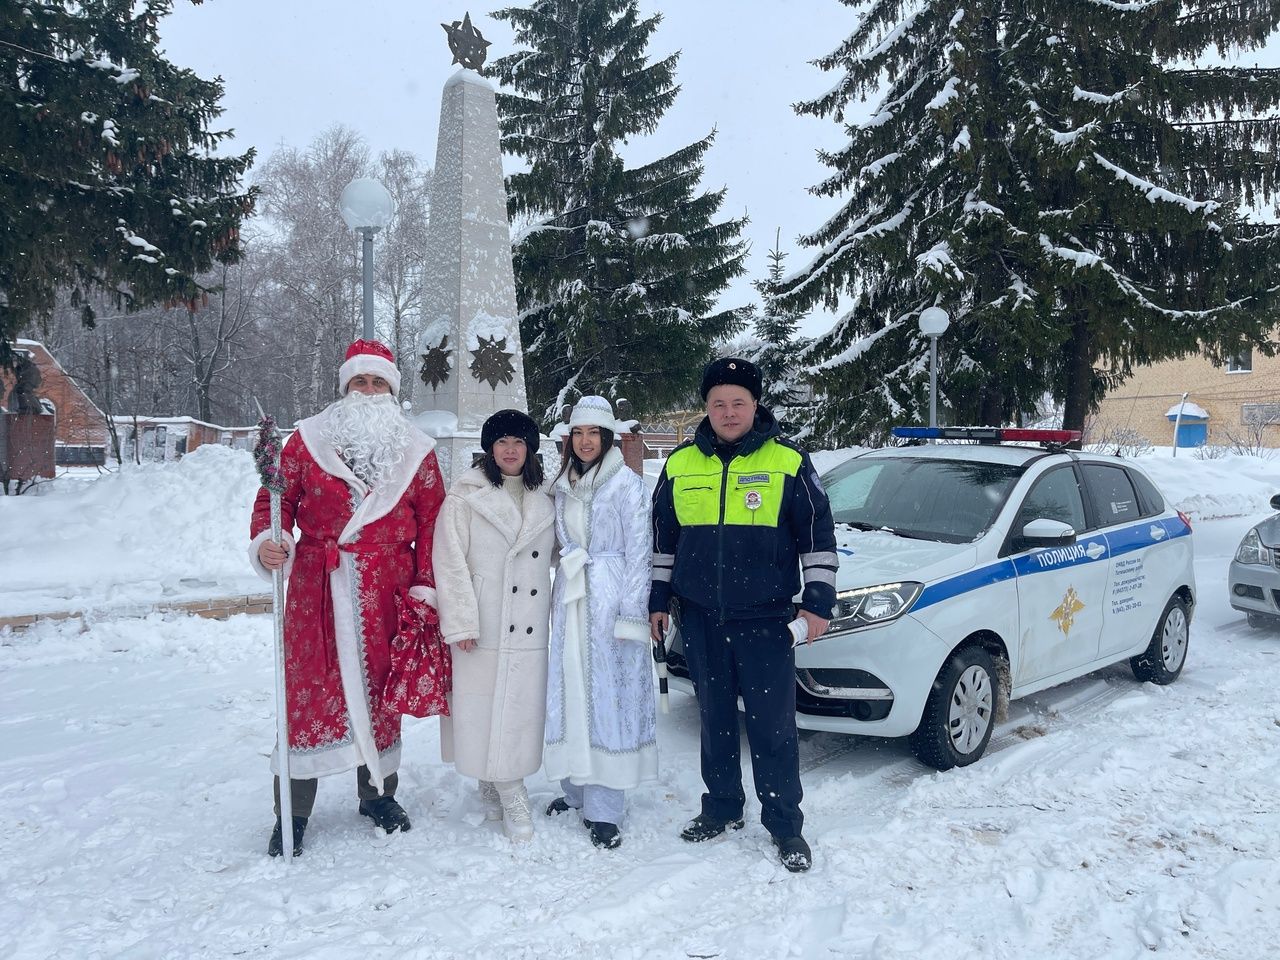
[408,585,438,609]
[615,617,649,643]
[249,528,295,582]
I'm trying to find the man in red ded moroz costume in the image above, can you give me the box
[249,339,445,856]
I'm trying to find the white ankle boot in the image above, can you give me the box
[496,782,534,841]
[478,780,503,821]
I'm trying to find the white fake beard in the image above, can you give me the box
[323,391,411,488]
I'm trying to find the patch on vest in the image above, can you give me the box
[736,473,770,485]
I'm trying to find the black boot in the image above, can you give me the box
[773,835,812,873]
[679,812,745,843]
[587,820,622,849]
[545,796,574,816]
[268,816,308,857]
[359,795,412,833]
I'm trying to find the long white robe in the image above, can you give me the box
[544,447,657,791]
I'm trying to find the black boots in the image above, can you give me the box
[268,816,308,857]
[679,813,745,843]
[773,835,813,873]
[545,796,573,816]
[359,795,412,833]
[584,819,622,849]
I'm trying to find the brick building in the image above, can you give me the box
[1092,336,1280,449]
[1,340,110,465]
[113,416,259,462]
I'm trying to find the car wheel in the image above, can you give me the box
[1130,595,1189,684]
[909,646,998,771]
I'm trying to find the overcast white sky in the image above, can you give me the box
[159,1,863,337]
[158,2,1278,342]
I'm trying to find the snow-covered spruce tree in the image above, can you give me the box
[777,1,1280,444]
[491,0,748,421]
[775,1,1056,445]
[1017,1,1280,431]
[751,232,812,434]
[0,0,255,368]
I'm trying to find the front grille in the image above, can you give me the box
[1273,589,1280,610]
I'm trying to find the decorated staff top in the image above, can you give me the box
[253,414,285,495]
[442,12,491,70]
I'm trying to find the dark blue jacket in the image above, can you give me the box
[649,406,837,622]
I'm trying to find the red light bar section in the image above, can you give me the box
[1000,429,1082,443]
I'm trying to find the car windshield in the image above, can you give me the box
[823,456,1025,543]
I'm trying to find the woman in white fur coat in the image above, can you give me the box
[432,410,555,841]
[543,395,657,850]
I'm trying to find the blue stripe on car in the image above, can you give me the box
[911,517,1190,613]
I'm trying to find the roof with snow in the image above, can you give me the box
[1166,401,1210,420]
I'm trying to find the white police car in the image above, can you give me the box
[667,427,1196,770]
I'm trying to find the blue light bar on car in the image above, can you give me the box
[891,426,1082,443]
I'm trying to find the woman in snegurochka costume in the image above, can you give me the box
[431,410,555,840]
[543,395,657,849]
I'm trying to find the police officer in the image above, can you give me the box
[649,357,836,873]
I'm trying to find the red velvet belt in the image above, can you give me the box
[299,535,407,574]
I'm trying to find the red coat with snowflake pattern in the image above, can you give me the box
[249,419,444,791]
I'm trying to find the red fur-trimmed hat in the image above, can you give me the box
[338,339,401,396]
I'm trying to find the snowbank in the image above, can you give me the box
[0,445,263,617]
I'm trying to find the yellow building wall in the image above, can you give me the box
[1092,341,1280,448]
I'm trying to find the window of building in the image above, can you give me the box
[1226,348,1253,373]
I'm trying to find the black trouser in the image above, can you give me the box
[273,765,397,819]
[680,602,803,838]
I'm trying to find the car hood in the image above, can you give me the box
[834,527,979,590]
[1252,513,1280,546]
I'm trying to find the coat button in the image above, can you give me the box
[512,585,518,593]
[509,625,514,633]
[532,550,539,558]
[526,627,533,634]
[530,588,537,596]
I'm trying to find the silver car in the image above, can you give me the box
[1229,493,1280,629]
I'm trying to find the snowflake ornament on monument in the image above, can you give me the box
[469,335,516,389]
[419,335,453,391]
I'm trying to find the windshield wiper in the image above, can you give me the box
[839,520,878,531]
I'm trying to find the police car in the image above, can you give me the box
[666,427,1196,771]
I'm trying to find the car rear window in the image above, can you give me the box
[1081,464,1141,525]
[823,456,1024,543]
[1128,469,1166,517]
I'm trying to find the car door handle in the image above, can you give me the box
[1149,525,1166,541]
[1086,542,1106,560]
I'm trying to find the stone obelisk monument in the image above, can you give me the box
[412,13,529,482]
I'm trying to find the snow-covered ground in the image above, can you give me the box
[2,451,1279,959]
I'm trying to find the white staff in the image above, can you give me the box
[253,402,293,861]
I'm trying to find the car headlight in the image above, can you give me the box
[1235,528,1274,566]
[825,582,923,635]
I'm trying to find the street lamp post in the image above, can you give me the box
[918,306,951,432]
[339,178,397,341]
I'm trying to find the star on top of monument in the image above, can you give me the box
[441,12,492,71]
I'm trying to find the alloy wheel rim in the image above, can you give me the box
[948,664,994,755]
[1162,607,1188,671]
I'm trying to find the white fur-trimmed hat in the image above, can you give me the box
[568,395,618,432]
[338,339,401,396]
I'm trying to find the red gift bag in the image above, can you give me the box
[383,589,452,718]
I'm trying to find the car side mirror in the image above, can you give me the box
[1271,493,1280,511]
[1021,518,1077,548]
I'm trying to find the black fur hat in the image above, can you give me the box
[700,357,762,400]
[481,409,540,453]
